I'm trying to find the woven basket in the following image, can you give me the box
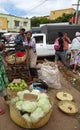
[9,99,53,129]
[56,91,73,101]
[7,88,18,99]
[58,100,78,115]
[7,88,27,99]
[5,52,27,64]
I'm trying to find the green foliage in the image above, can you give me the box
[31,13,74,27]
[31,16,50,27]
[55,13,74,23]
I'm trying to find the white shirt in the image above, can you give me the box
[70,36,80,50]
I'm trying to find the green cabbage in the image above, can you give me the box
[21,101,37,113]
[30,107,44,123]
[22,113,31,123]
[39,93,48,100]
[13,90,52,123]
[37,98,52,113]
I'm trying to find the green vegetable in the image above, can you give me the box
[30,107,44,123]
[16,101,23,110]
[11,89,52,123]
[22,113,31,123]
[37,98,52,113]
[21,101,37,113]
[7,79,28,90]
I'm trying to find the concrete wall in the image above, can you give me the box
[49,8,75,20]
[0,13,31,32]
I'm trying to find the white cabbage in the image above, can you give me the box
[22,113,31,123]
[21,101,37,113]
[13,90,52,123]
[39,93,48,100]
[17,91,24,100]
[37,98,52,113]
[30,107,44,123]
[16,101,23,110]
[22,90,30,94]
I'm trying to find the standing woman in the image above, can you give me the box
[70,32,80,74]
[23,31,38,79]
[63,32,71,58]
[55,32,69,69]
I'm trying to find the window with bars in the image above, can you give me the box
[14,20,20,27]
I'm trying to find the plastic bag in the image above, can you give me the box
[39,64,62,89]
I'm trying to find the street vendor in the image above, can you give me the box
[23,31,38,79]
[15,28,26,57]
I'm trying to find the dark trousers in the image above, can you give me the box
[55,51,69,69]
[29,68,38,78]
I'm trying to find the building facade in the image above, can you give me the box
[0,13,31,32]
[49,8,75,20]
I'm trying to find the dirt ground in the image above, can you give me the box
[0,62,80,130]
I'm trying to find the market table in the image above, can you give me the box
[0,72,80,130]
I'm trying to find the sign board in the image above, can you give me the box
[0,17,7,32]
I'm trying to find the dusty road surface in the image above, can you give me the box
[0,65,80,130]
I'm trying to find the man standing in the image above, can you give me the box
[15,28,25,52]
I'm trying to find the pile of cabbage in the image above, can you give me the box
[11,89,52,123]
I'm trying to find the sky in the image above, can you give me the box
[0,0,79,18]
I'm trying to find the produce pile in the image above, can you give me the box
[10,89,53,128]
[7,79,28,91]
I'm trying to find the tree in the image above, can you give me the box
[31,13,74,27]
[55,13,74,23]
[31,16,50,27]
